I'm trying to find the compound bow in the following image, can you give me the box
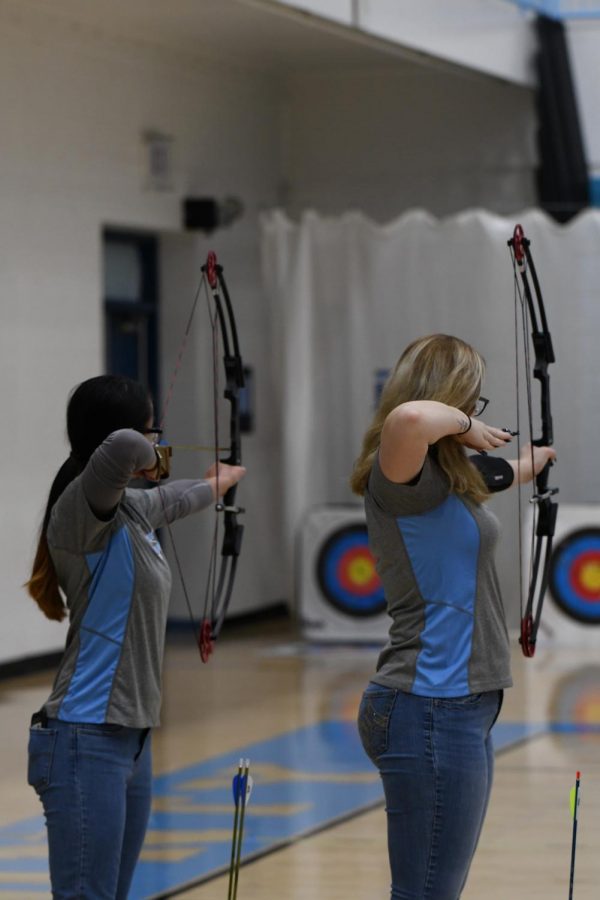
[159,251,245,663]
[508,224,558,657]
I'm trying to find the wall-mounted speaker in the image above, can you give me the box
[183,198,219,231]
[183,197,243,232]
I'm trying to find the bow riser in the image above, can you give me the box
[224,365,245,415]
[222,517,244,558]
[223,383,243,464]
[530,351,553,449]
[536,498,558,539]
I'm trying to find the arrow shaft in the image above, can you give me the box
[232,760,250,900]
[227,761,243,900]
[568,776,580,899]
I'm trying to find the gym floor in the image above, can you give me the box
[1,616,598,899]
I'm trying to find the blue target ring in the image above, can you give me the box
[549,528,600,624]
[316,524,386,617]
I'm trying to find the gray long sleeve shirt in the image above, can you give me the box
[43,429,213,727]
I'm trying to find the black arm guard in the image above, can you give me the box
[469,454,515,493]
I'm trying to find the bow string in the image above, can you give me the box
[508,224,558,657]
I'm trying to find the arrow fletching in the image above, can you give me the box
[570,771,581,819]
[232,758,253,806]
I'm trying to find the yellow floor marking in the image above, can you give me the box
[140,848,204,862]
[181,763,378,791]
[0,847,47,860]
[143,829,233,844]
[0,872,48,883]
[151,797,311,816]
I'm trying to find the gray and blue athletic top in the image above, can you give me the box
[365,452,512,697]
[43,430,213,728]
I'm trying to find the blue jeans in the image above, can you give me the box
[27,717,152,899]
[358,684,503,900]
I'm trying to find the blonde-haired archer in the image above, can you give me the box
[350,333,488,502]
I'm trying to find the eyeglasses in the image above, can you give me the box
[472,397,489,418]
[143,427,163,446]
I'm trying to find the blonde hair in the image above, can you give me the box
[350,334,488,503]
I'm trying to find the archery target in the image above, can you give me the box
[298,506,389,643]
[316,524,386,617]
[549,528,600,624]
[526,505,600,648]
[549,664,600,730]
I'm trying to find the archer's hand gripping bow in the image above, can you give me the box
[508,225,558,657]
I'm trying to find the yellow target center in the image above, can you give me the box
[580,561,600,595]
[348,557,375,586]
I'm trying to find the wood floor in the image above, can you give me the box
[2,616,599,899]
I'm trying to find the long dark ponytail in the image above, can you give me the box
[26,375,153,620]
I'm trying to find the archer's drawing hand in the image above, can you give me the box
[205,462,247,499]
[455,418,514,452]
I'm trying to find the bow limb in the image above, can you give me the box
[508,224,559,657]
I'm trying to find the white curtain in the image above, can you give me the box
[260,207,600,625]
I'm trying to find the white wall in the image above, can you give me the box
[0,3,284,663]
[282,65,537,220]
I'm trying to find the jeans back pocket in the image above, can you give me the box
[27,727,58,794]
[357,685,396,762]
